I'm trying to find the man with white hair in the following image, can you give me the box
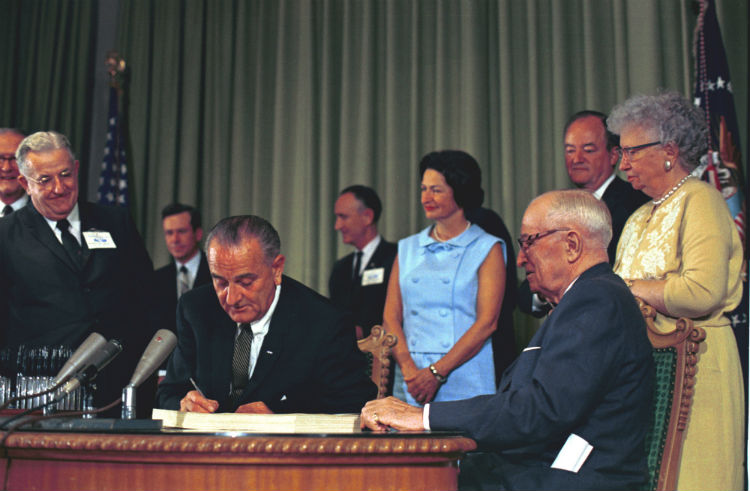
[0,131,157,416]
[361,190,654,490]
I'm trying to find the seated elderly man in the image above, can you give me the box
[157,215,376,414]
[361,190,654,491]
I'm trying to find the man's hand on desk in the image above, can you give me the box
[235,401,273,414]
[180,390,219,413]
[360,396,424,432]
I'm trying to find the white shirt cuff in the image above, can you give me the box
[423,403,431,430]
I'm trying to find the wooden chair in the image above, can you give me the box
[357,325,398,399]
[637,298,706,491]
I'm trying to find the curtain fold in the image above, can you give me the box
[0,0,97,189]
[114,0,745,346]
[2,0,744,348]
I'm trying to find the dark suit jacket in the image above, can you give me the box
[157,275,377,413]
[328,239,397,337]
[466,207,519,380]
[518,177,649,316]
[0,201,156,414]
[153,251,212,332]
[430,263,654,491]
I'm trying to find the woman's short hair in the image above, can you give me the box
[419,150,484,211]
[607,91,708,171]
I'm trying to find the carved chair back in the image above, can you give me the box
[357,325,398,399]
[637,298,705,491]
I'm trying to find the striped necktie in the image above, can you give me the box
[230,323,253,407]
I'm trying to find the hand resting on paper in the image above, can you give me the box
[235,401,274,414]
[180,390,219,413]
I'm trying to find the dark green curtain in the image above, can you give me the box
[0,0,98,192]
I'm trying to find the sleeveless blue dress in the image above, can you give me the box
[392,224,505,405]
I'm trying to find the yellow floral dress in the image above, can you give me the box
[615,178,744,491]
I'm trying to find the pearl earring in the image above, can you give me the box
[664,160,672,171]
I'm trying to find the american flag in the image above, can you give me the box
[97,86,129,207]
[692,0,745,246]
[693,0,747,394]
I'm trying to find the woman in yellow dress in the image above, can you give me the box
[607,91,744,491]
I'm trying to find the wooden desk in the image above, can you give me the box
[0,430,476,491]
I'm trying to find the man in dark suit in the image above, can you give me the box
[361,190,654,491]
[157,215,376,413]
[519,110,649,315]
[329,185,396,339]
[0,131,156,415]
[0,129,28,216]
[153,203,211,333]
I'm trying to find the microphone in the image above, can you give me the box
[121,329,177,419]
[60,339,123,396]
[53,332,108,385]
[127,329,177,389]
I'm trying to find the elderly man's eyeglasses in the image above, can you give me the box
[0,154,16,163]
[617,141,661,160]
[25,169,75,187]
[517,229,570,252]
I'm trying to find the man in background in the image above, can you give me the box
[0,131,156,415]
[519,110,649,315]
[0,129,27,216]
[154,203,211,332]
[329,185,396,339]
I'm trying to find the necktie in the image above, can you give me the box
[56,219,82,268]
[2,205,12,217]
[178,265,190,297]
[352,251,363,280]
[230,323,253,406]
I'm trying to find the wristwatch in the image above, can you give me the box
[428,364,447,384]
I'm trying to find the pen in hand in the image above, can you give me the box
[189,377,206,398]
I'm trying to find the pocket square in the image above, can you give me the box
[280,395,287,401]
[522,346,541,352]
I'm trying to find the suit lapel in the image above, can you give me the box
[211,311,236,402]
[241,284,289,398]
[19,204,80,273]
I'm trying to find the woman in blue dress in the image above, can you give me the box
[385,150,507,406]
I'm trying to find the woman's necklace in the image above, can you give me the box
[652,174,692,206]
[433,221,471,242]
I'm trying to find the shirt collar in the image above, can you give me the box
[418,223,481,249]
[177,250,202,279]
[239,283,281,338]
[9,194,28,212]
[592,173,616,200]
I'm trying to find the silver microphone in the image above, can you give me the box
[52,332,108,385]
[122,329,177,419]
[60,339,123,396]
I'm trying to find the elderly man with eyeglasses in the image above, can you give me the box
[0,128,28,217]
[361,190,654,491]
[0,131,158,417]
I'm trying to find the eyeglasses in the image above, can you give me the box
[617,141,661,160]
[517,228,570,252]
[0,154,16,162]
[25,169,75,188]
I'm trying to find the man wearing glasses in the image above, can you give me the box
[361,190,654,491]
[0,129,27,217]
[520,111,648,316]
[0,131,157,417]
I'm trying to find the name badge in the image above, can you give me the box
[83,230,117,249]
[361,267,385,286]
